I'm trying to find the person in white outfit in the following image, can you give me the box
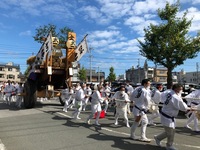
[148,83,163,125]
[125,81,134,114]
[102,83,111,113]
[82,84,92,111]
[125,81,134,96]
[112,85,130,127]
[154,84,191,150]
[72,83,87,119]
[15,82,24,108]
[11,81,17,102]
[130,79,152,142]
[62,86,74,112]
[184,89,200,133]
[4,80,15,105]
[86,85,107,126]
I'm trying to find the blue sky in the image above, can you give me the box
[1,0,200,77]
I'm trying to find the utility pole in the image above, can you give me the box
[98,66,100,82]
[138,58,140,83]
[155,63,157,82]
[197,62,199,84]
[89,47,93,82]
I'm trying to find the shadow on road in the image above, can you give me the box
[87,129,165,150]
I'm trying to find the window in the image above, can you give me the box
[159,70,166,74]
[0,67,4,71]
[8,68,12,71]
[0,74,4,78]
[159,77,166,82]
[7,74,14,79]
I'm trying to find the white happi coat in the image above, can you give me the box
[75,88,85,109]
[161,90,188,129]
[185,89,200,106]
[112,91,130,114]
[83,87,92,102]
[151,88,161,104]
[4,84,15,97]
[62,88,73,102]
[131,86,151,116]
[125,85,134,96]
[90,90,105,113]
[161,89,173,103]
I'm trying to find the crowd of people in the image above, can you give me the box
[0,80,24,108]
[1,79,200,150]
[60,79,200,150]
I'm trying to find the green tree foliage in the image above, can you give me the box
[78,67,87,82]
[138,1,200,86]
[107,67,116,82]
[24,66,31,77]
[33,23,73,48]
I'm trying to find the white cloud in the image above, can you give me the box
[89,30,121,39]
[19,30,32,36]
[192,0,200,4]
[124,16,145,25]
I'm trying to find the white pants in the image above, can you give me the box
[103,99,109,113]
[72,101,83,118]
[63,97,72,111]
[155,126,175,148]
[130,113,149,139]
[16,95,23,108]
[67,98,75,108]
[87,103,102,123]
[115,107,129,126]
[148,109,160,124]
[5,95,12,105]
[82,98,89,111]
[185,112,199,131]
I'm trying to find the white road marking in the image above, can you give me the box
[57,111,200,149]
[0,139,6,150]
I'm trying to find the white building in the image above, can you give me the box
[0,62,21,83]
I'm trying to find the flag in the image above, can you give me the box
[74,34,88,61]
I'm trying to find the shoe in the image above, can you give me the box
[185,125,192,130]
[149,123,156,126]
[130,135,140,140]
[63,109,67,112]
[149,121,156,126]
[86,119,91,125]
[114,121,118,125]
[139,138,151,143]
[95,122,100,126]
[154,135,161,147]
[126,124,130,128]
[76,117,81,120]
[166,145,177,150]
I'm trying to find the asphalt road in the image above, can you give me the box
[0,98,200,150]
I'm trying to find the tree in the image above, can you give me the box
[138,1,200,87]
[24,24,73,74]
[107,67,116,82]
[24,66,31,77]
[78,67,87,82]
[33,23,73,48]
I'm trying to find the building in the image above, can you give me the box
[154,67,168,83]
[117,74,126,80]
[126,61,168,84]
[86,69,105,83]
[176,70,200,85]
[0,62,21,83]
